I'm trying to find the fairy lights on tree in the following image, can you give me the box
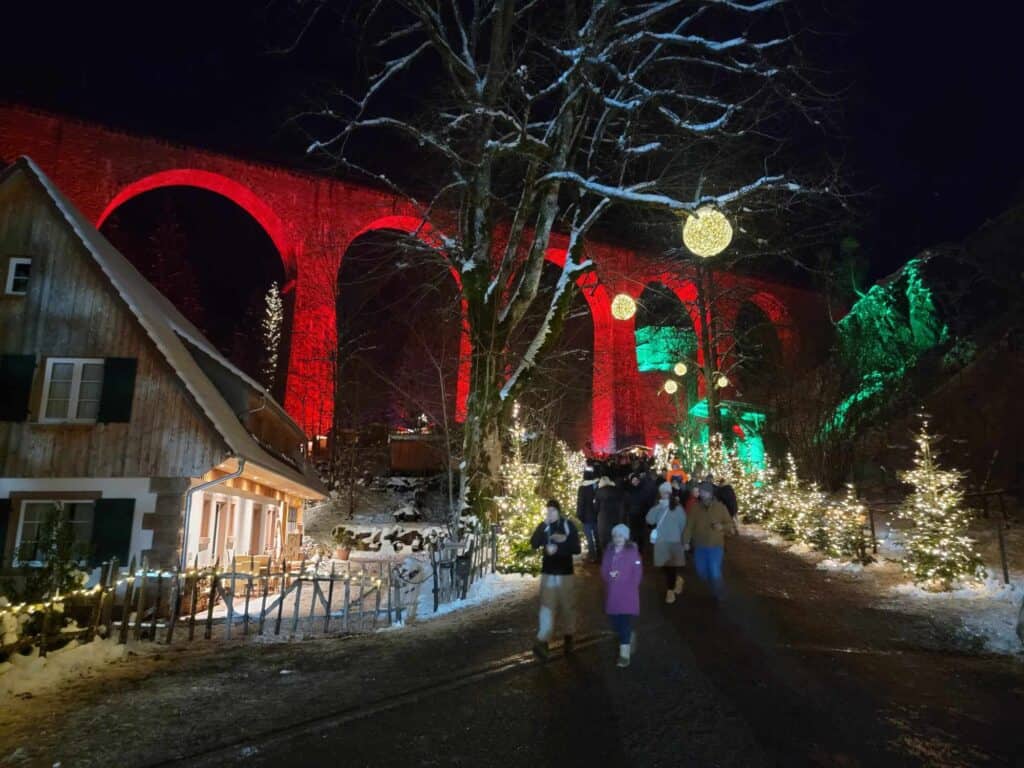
[495,405,544,574]
[261,281,283,391]
[896,419,984,589]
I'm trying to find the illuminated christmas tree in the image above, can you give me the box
[767,454,802,538]
[495,405,545,574]
[897,419,984,589]
[823,484,871,563]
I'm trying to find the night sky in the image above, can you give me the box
[2,0,1022,281]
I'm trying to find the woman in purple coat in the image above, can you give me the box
[600,523,643,668]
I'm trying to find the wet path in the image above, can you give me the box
[206,536,1024,767]
[8,535,1023,767]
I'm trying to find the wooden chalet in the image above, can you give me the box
[0,157,326,575]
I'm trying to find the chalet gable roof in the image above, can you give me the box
[4,156,325,498]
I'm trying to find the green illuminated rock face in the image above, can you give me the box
[830,258,949,433]
[634,325,698,372]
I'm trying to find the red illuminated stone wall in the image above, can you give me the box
[0,105,822,452]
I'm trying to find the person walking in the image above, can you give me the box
[529,500,581,659]
[595,475,622,551]
[683,482,737,599]
[600,523,643,668]
[646,486,688,604]
[576,467,599,562]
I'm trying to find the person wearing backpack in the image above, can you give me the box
[646,483,688,604]
[529,499,581,660]
[601,523,643,668]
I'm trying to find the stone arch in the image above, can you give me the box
[96,169,297,279]
[745,290,797,364]
[336,215,470,422]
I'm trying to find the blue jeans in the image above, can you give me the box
[694,546,725,595]
[609,614,632,645]
[583,522,598,558]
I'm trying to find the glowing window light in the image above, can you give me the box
[663,379,679,394]
[673,361,688,377]
[611,293,637,321]
[682,206,733,258]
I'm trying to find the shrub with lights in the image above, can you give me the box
[494,406,545,575]
[896,419,984,589]
[823,485,872,564]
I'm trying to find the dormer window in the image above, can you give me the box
[4,257,31,295]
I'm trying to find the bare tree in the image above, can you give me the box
[295,0,837,513]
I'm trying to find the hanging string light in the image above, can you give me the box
[673,361,688,377]
[663,379,679,394]
[715,374,729,389]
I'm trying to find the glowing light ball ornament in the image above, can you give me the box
[715,374,729,389]
[673,362,688,377]
[663,379,679,395]
[682,206,733,258]
[611,293,637,321]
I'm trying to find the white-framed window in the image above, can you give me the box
[287,507,299,534]
[4,257,31,295]
[40,358,105,423]
[14,500,95,566]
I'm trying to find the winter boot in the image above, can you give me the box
[616,644,631,668]
[665,589,676,604]
[532,640,549,661]
[563,635,575,655]
[674,574,685,594]
[629,630,637,654]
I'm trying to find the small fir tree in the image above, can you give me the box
[495,406,545,574]
[897,420,984,589]
[823,485,871,563]
[261,281,283,391]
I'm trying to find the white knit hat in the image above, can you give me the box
[611,523,630,540]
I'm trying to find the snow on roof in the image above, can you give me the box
[8,156,325,498]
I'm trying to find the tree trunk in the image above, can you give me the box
[695,263,723,437]
[462,376,506,522]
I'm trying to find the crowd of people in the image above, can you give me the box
[528,452,739,668]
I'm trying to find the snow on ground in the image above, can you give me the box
[0,637,137,699]
[741,513,1024,657]
[385,571,536,630]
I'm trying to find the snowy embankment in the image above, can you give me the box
[742,515,1024,656]
[386,571,536,630]
[0,637,137,699]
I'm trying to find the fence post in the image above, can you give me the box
[358,568,369,630]
[166,568,181,644]
[88,560,110,642]
[258,562,270,635]
[119,556,137,645]
[150,568,163,640]
[274,560,287,636]
[291,557,305,635]
[204,562,219,640]
[997,494,1011,585]
[133,557,149,642]
[324,561,336,634]
[342,572,351,632]
[226,555,236,641]
[243,575,253,637]
[103,557,118,640]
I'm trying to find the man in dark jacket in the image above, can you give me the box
[595,476,622,551]
[625,473,649,553]
[529,500,581,659]
[715,482,739,519]
[576,467,598,561]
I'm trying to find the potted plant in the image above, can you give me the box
[331,526,357,561]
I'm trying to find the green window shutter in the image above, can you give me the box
[0,498,10,564]
[97,358,137,423]
[90,498,135,567]
[0,354,36,421]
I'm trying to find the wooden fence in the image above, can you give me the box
[0,528,498,657]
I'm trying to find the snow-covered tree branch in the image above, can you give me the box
[293,0,844,514]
